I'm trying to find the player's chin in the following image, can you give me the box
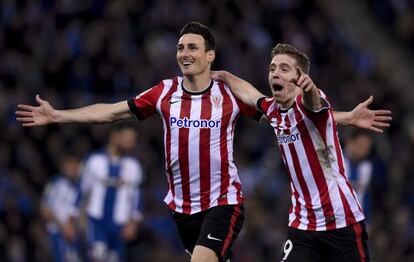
[181,69,194,76]
[272,94,282,103]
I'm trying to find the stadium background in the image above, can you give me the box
[1,0,413,261]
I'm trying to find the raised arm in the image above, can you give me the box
[333,96,392,133]
[211,71,265,109]
[16,95,133,126]
[293,68,322,111]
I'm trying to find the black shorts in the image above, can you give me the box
[281,221,370,262]
[172,204,244,262]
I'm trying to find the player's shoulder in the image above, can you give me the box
[260,96,276,107]
[121,156,142,168]
[85,150,107,164]
[211,79,230,90]
[48,174,64,185]
[158,76,182,89]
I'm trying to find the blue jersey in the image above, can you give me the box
[81,152,143,225]
[42,175,80,233]
[344,156,373,210]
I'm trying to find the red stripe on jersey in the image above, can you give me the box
[293,106,336,229]
[331,113,346,178]
[338,186,357,225]
[199,93,212,210]
[231,114,243,204]
[352,223,366,261]
[161,78,179,210]
[233,180,243,203]
[221,205,241,257]
[281,147,301,228]
[179,92,192,214]
[218,83,232,205]
[331,110,363,214]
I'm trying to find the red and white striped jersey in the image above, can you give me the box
[128,76,261,214]
[258,90,365,231]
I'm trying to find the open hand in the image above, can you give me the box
[16,95,56,126]
[349,96,392,133]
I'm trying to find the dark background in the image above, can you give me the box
[1,0,413,261]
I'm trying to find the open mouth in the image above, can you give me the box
[182,61,193,66]
[272,84,283,92]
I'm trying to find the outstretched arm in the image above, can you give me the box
[211,71,265,109]
[333,96,392,133]
[16,95,133,126]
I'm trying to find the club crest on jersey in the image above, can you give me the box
[210,95,222,109]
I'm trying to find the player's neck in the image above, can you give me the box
[107,145,121,162]
[278,88,301,110]
[182,72,211,93]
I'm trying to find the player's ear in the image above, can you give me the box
[207,50,215,64]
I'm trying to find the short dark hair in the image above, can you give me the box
[271,43,310,74]
[180,21,215,51]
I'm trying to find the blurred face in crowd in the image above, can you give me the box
[112,127,137,154]
[268,54,302,108]
[347,134,373,161]
[62,156,80,181]
[176,33,215,78]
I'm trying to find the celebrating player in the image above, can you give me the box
[211,43,391,261]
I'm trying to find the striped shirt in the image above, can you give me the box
[81,152,143,225]
[258,90,365,231]
[128,77,261,214]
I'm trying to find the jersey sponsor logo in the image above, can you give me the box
[277,133,300,144]
[169,116,221,129]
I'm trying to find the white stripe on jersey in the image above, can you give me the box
[223,85,241,204]
[208,86,224,208]
[188,95,202,213]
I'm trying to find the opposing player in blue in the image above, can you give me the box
[41,153,82,262]
[80,124,143,262]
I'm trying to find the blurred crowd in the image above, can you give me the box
[1,0,413,261]
[369,0,414,51]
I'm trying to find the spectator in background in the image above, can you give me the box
[344,130,375,226]
[80,124,143,262]
[41,153,81,262]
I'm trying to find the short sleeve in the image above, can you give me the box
[127,82,164,120]
[257,96,274,118]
